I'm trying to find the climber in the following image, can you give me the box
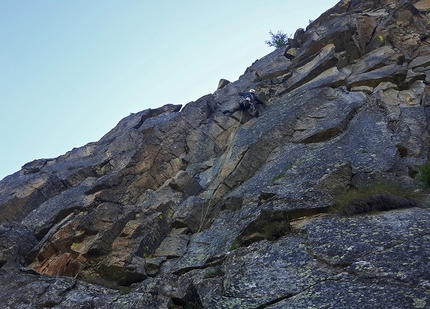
[223,89,264,117]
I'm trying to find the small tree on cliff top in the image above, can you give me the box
[265,30,289,49]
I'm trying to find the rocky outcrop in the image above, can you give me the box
[2,0,430,308]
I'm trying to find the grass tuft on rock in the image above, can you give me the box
[331,181,425,216]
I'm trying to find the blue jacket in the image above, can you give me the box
[239,92,264,105]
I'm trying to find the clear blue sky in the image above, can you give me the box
[0,0,339,180]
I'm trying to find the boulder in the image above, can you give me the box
[216,78,230,90]
[169,171,203,196]
[253,47,292,81]
[153,231,189,258]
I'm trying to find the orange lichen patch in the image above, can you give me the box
[32,252,80,277]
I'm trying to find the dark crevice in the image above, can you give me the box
[172,254,227,276]
[288,206,331,222]
[306,246,351,269]
[254,294,297,309]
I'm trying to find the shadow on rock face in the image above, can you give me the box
[235,210,291,248]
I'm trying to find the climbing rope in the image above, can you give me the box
[197,109,243,233]
[134,110,246,307]
[164,110,244,270]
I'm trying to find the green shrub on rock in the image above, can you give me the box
[416,161,430,188]
[265,30,289,49]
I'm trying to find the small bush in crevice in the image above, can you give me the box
[203,267,223,279]
[416,161,430,188]
[230,238,238,251]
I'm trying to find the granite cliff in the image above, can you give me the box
[2,0,430,308]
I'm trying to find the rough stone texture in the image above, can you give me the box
[284,43,338,92]
[0,173,67,223]
[153,230,189,258]
[266,277,429,309]
[171,196,208,233]
[0,223,38,267]
[21,178,98,240]
[169,171,203,197]
[2,0,430,308]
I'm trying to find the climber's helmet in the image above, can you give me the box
[249,89,256,93]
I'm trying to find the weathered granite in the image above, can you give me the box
[1,0,430,307]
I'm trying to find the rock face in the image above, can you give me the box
[2,0,430,308]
